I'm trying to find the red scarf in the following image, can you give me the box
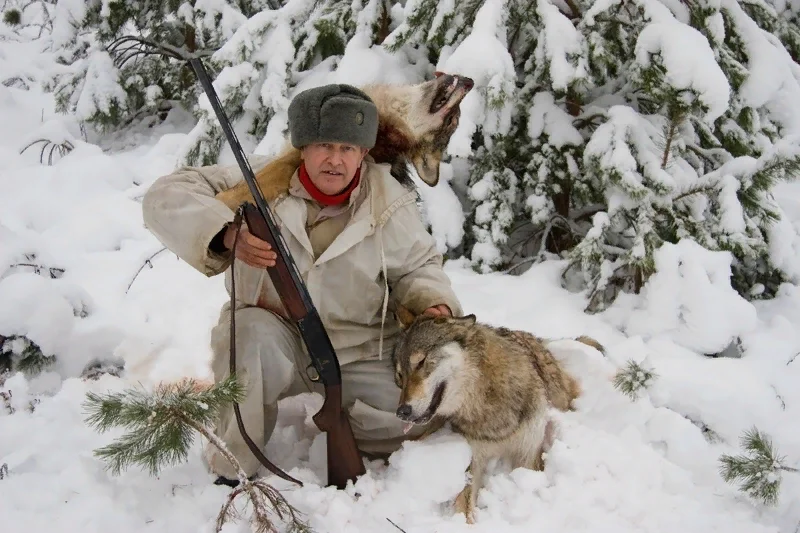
[298,163,361,206]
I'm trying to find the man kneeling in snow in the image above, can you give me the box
[141,83,462,486]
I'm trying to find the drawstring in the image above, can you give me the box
[377,224,389,360]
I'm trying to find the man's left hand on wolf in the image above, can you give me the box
[141,83,463,485]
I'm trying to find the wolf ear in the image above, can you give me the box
[395,304,418,330]
[451,314,477,326]
[411,151,443,186]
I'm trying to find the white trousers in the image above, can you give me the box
[203,305,425,479]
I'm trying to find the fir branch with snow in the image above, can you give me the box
[719,427,798,506]
[0,335,56,377]
[83,375,246,476]
[48,1,268,135]
[83,374,310,533]
[612,359,657,400]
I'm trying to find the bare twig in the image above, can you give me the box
[125,247,169,294]
[502,256,539,274]
[181,416,311,533]
[19,138,74,165]
[771,385,786,411]
[6,263,65,279]
[386,518,407,533]
[106,35,215,69]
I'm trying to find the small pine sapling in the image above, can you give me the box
[612,359,657,400]
[83,375,311,533]
[719,427,798,506]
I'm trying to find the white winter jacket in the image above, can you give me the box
[141,155,463,364]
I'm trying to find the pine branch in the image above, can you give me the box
[612,359,657,399]
[84,375,245,476]
[719,427,798,506]
[1,335,56,376]
[83,376,311,532]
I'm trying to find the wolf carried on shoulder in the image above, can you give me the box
[391,305,604,524]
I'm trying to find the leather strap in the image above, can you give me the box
[228,205,303,487]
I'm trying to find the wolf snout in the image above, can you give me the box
[433,71,474,91]
[396,404,413,420]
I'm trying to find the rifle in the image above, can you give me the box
[114,38,366,489]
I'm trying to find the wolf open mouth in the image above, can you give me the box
[429,73,474,115]
[402,381,447,434]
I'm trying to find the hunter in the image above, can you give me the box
[141,84,463,486]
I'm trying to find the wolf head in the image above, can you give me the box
[363,72,474,187]
[391,305,478,432]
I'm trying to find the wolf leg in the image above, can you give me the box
[514,416,554,472]
[454,449,488,524]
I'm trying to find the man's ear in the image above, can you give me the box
[395,304,417,330]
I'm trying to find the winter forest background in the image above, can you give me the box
[2,0,800,532]
[6,0,800,310]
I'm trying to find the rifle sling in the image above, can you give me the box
[228,206,304,487]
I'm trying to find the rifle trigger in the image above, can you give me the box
[305,363,321,382]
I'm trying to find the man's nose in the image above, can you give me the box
[325,148,344,164]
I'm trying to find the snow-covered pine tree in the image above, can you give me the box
[47,0,275,134]
[384,0,522,271]
[36,0,800,310]
[421,0,800,310]
[179,0,394,166]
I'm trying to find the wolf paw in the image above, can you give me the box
[453,487,476,524]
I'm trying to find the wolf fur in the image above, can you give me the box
[215,72,474,211]
[391,306,602,524]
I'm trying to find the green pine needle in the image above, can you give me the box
[612,359,657,400]
[719,426,798,506]
[83,374,246,476]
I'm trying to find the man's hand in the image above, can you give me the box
[222,223,277,269]
[423,304,451,317]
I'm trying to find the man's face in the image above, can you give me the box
[301,142,369,195]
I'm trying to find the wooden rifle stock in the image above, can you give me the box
[183,56,365,489]
[242,205,365,489]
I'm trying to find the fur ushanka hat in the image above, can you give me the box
[287,84,379,149]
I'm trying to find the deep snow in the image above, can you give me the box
[2,15,800,533]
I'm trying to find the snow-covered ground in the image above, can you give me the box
[3,45,800,533]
